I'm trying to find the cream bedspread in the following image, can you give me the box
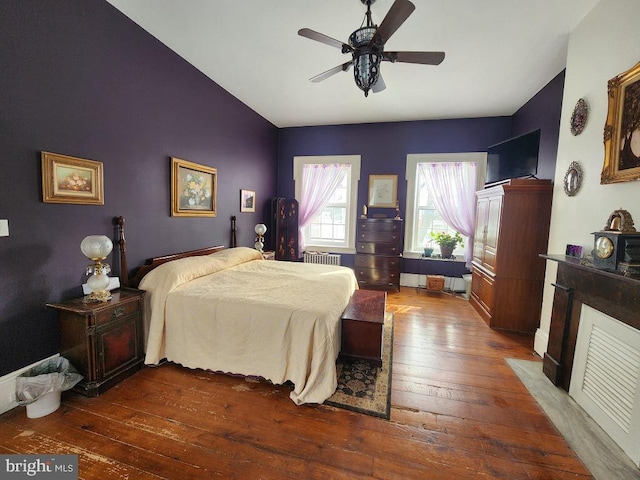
[139,247,358,405]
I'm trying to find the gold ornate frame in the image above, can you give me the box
[171,157,217,217]
[41,151,104,205]
[602,61,640,184]
[368,174,398,208]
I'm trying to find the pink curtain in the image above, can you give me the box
[418,162,477,268]
[298,164,349,252]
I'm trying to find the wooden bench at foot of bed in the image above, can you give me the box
[340,289,387,366]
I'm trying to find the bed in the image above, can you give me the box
[114,217,358,405]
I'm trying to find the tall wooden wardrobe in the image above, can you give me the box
[470,179,553,333]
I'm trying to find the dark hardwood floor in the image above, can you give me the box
[0,288,592,479]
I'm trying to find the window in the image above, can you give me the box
[413,178,466,256]
[294,155,361,253]
[307,173,348,247]
[404,153,486,259]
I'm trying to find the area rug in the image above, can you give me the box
[325,313,394,419]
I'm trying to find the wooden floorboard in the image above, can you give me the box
[0,287,593,479]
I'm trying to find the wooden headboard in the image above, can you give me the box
[114,216,225,289]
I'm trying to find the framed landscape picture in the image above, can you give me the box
[171,157,217,217]
[601,61,640,184]
[41,151,104,205]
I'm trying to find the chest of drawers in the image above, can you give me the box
[355,218,403,291]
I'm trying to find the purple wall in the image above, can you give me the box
[511,71,565,180]
[0,1,278,376]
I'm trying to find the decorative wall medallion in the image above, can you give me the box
[570,98,588,136]
[563,161,583,196]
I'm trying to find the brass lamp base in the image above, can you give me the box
[83,290,113,303]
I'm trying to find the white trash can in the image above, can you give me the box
[462,274,472,300]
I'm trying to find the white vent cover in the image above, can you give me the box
[570,305,640,467]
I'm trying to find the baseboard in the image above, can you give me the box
[534,328,549,358]
[0,354,59,415]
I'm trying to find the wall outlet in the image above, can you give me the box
[0,219,8,237]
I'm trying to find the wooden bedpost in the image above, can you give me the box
[230,216,237,248]
[113,216,129,287]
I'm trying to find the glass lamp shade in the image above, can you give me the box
[80,235,113,261]
[254,223,267,236]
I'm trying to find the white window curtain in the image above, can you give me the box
[418,162,477,268]
[298,164,349,252]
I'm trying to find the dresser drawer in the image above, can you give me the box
[95,297,141,326]
[357,220,402,233]
[355,254,401,270]
[357,230,402,244]
[355,267,400,286]
[357,242,401,255]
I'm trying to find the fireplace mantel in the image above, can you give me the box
[541,254,640,390]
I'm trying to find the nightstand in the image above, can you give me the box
[47,288,145,397]
[262,251,275,260]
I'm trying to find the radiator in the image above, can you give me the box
[303,252,341,265]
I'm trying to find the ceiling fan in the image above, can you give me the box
[298,0,445,97]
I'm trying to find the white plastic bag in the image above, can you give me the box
[15,357,83,405]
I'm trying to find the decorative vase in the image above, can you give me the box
[423,247,434,257]
[440,245,454,258]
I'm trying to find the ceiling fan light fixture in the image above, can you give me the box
[353,52,380,97]
[349,27,381,97]
[299,0,443,97]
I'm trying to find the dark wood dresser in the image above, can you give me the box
[47,288,145,397]
[355,218,403,291]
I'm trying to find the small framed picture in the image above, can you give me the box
[171,157,217,217]
[240,189,256,212]
[368,174,398,208]
[41,151,104,205]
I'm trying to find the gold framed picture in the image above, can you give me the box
[171,157,217,217]
[368,174,398,208]
[601,61,640,184]
[41,151,104,205]
[240,189,256,212]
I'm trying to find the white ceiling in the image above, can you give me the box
[106,0,599,129]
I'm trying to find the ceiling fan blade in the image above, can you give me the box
[298,28,353,53]
[383,51,445,65]
[372,74,386,93]
[371,0,416,46]
[309,61,353,83]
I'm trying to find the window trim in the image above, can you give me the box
[293,155,361,254]
[403,152,487,259]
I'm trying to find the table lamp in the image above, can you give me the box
[254,223,267,253]
[80,235,113,302]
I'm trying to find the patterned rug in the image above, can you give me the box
[325,313,394,419]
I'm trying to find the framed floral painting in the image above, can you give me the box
[171,157,217,217]
[41,151,104,205]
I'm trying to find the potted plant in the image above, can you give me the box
[430,231,464,258]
